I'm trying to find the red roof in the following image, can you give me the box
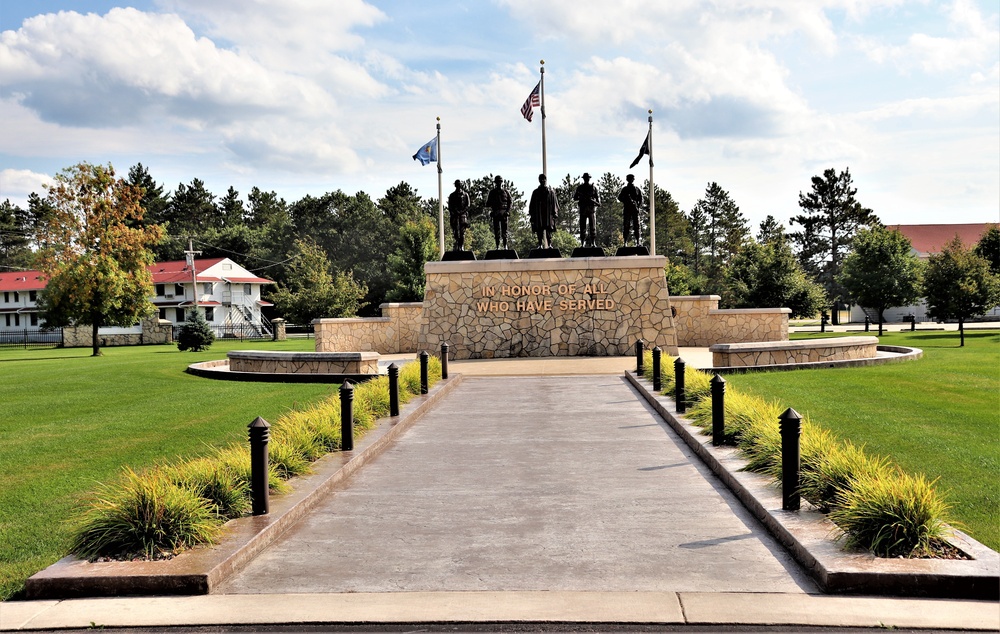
[0,271,46,291]
[888,224,994,256]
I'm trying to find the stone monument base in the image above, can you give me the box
[420,256,678,359]
[572,247,606,258]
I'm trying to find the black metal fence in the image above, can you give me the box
[174,323,272,341]
[285,323,315,338]
[0,328,63,349]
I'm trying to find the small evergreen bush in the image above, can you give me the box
[176,310,216,352]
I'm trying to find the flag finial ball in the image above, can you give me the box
[648,109,653,114]
[540,59,545,64]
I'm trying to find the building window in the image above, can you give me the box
[4,314,9,327]
[159,308,167,320]
[29,290,37,302]
[204,307,215,321]
[30,314,38,326]
[203,282,213,295]
[156,284,165,296]
[176,308,185,323]
[14,314,19,327]
[174,283,185,296]
[2,292,7,303]
[13,292,18,302]
[244,283,252,296]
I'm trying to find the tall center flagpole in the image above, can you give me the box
[540,60,547,178]
[647,110,655,255]
[436,117,444,258]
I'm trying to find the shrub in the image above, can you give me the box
[71,468,221,560]
[176,310,215,352]
[829,470,952,557]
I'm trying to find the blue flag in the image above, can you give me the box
[412,137,438,165]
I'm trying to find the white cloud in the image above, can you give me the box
[854,0,998,73]
[0,169,53,207]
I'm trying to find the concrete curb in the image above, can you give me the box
[23,374,464,600]
[625,370,1000,600]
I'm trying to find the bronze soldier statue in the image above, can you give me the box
[617,174,643,247]
[447,179,471,251]
[528,173,559,249]
[485,175,512,250]
[573,172,601,248]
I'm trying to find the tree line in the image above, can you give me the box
[1,162,997,349]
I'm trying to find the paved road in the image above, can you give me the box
[219,375,817,594]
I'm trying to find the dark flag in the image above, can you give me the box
[629,130,650,168]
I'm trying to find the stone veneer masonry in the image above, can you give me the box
[418,256,678,360]
[670,295,790,346]
[709,336,879,368]
[314,303,423,354]
[228,350,379,375]
[62,317,173,348]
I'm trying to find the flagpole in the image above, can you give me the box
[539,60,547,177]
[436,117,444,258]
[647,110,655,255]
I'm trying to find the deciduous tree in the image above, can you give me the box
[270,237,368,324]
[839,226,923,335]
[922,236,1000,346]
[36,162,164,356]
[725,238,827,318]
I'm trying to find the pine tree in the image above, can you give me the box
[176,309,216,352]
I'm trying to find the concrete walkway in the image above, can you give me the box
[218,375,814,595]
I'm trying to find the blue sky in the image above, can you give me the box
[1,0,998,231]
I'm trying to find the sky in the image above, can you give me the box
[1,0,998,232]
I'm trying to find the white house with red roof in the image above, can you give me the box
[849,223,998,323]
[0,257,274,336]
[0,270,47,330]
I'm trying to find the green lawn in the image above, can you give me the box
[726,329,1000,551]
[0,339,336,601]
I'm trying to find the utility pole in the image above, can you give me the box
[185,238,202,312]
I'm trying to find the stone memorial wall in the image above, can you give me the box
[419,256,678,360]
[670,295,789,346]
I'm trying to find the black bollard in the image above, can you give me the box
[652,346,662,392]
[820,311,827,333]
[711,374,726,446]
[864,316,870,332]
[419,350,429,394]
[340,380,355,452]
[910,317,916,332]
[779,408,802,511]
[388,363,400,417]
[248,416,270,516]
[635,340,644,376]
[440,342,450,380]
[674,357,686,414]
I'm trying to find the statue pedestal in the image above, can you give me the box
[484,249,519,260]
[615,246,650,256]
[572,247,606,258]
[420,256,678,359]
[442,250,476,261]
[525,247,562,259]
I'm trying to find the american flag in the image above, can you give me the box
[521,81,541,122]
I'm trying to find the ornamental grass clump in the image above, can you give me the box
[70,358,441,560]
[799,440,891,511]
[71,468,221,561]
[166,457,250,520]
[829,470,952,557]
